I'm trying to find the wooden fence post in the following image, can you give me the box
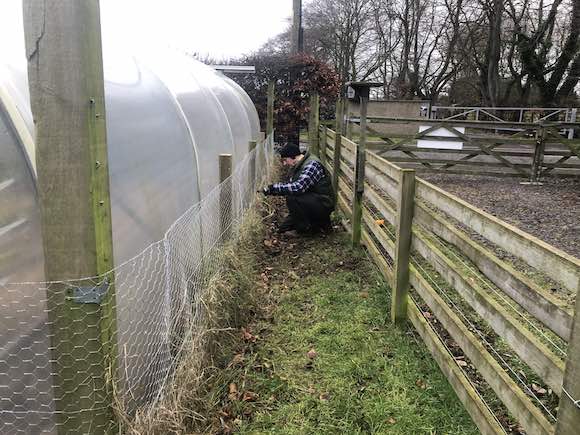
[267,81,275,138]
[23,1,118,432]
[333,98,344,194]
[391,169,416,324]
[219,154,233,242]
[530,123,546,182]
[320,125,328,166]
[248,140,257,191]
[308,92,320,156]
[351,95,368,246]
[556,293,580,434]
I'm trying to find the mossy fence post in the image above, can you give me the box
[23,1,119,432]
[391,169,415,324]
[332,98,344,194]
[219,154,233,242]
[308,91,320,156]
[266,81,275,138]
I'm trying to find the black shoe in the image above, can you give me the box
[277,217,295,233]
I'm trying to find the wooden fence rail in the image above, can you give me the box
[319,125,580,435]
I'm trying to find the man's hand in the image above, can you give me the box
[261,184,275,196]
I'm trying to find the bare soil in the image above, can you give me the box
[421,174,580,258]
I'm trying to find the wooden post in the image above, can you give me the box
[333,98,344,194]
[248,140,257,191]
[320,125,328,166]
[351,95,368,246]
[23,1,118,432]
[219,154,233,242]
[308,92,320,156]
[391,169,416,324]
[530,124,546,182]
[343,99,350,136]
[346,118,354,140]
[266,81,275,138]
[556,292,580,434]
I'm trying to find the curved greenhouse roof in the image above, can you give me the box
[0,49,260,271]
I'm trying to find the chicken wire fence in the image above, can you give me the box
[0,135,275,434]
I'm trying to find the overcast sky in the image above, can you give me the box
[0,0,300,62]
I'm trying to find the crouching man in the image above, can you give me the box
[263,143,335,234]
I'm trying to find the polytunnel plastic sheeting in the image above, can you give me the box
[187,61,253,164]
[103,53,201,263]
[0,101,54,432]
[222,75,261,140]
[1,44,261,431]
[143,52,235,198]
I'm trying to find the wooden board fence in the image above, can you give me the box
[319,125,580,435]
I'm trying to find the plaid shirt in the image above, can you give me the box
[271,159,325,195]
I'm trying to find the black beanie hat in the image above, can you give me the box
[279,143,302,158]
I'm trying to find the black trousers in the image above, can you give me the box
[286,193,333,232]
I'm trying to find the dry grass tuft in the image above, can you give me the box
[125,203,267,434]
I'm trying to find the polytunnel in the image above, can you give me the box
[0,41,261,432]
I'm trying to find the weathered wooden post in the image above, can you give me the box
[332,98,344,194]
[320,125,328,166]
[346,118,354,140]
[391,169,416,324]
[308,92,320,155]
[556,292,580,434]
[219,154,233,242]
[348,82,381,247]
[23,1,118,432]
[530,123,546,183]
[266,81,275,138]
[248,140,257,193]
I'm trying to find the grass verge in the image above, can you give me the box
[203,199,479,434]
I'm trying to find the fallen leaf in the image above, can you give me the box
[387,417,396,424]
[242,391,258,402]
[319,392,330,401]
[263,239,273,248]
[228,383,238,400]
[415,379,427,389]
[241,328,256,343]
[307,348,317,359]
[375,219,385,225]
[531,383,547,395]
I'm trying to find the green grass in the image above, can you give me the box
[226,233,479,435]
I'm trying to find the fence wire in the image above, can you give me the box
[0,135,275,434]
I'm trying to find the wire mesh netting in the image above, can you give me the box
[0,135,275,434]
